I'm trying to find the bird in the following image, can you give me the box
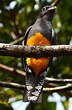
[22,2,57,103]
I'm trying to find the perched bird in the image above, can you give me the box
[22,2,57,103]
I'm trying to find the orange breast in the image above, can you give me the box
[26,32,51,77]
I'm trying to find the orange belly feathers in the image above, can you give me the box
[26,32,51,76]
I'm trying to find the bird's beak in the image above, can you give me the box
[48,6,57,11]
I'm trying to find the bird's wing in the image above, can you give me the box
[22,26,37,102]
[22,26,32,70]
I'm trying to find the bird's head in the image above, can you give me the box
[40,5,56,21]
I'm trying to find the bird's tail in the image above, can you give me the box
[23,70,47,103]
[23,72,35,102]
[24,90,42,103]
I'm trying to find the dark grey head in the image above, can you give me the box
[40,5,56,21]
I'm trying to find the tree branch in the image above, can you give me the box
[45,77,72,84]
[10,37,24,45]
[0,81,72,93]
[0,64,72,96]
[51,0,62,6]
[0,64,26,76]
[1,63,72,84]
[43,84,72,92]
[0,43,72,58]
[0,81,25,90]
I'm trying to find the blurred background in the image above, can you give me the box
[0,0,72,110]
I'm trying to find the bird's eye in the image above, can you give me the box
[41,6,49,12]
[42,7,45,12]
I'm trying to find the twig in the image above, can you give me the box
[0,43,72,58]
[0,81,72,93]
[9,32,17,40]
[43,84,72,92]
[45,77,72,84]
[0,81,25,90]
[44,83,72,97]
[1,64,72,84]
[10,37,24,45]
[51,0,62,6]
[0,64,26,76]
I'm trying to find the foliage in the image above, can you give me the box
[0,101,13,110]
[0,0,72,110]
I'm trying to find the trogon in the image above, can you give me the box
[22,3,57,103]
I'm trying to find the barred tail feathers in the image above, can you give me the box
[23,71,47,103]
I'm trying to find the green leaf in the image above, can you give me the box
[0,102,13,110]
